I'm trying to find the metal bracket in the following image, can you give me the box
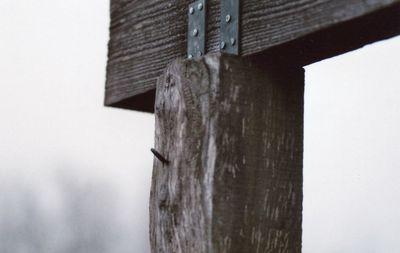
[220,0,239,55]
[187,0,206,58]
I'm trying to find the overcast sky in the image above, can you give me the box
[0,1,399,252]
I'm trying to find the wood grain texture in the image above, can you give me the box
[105,0,400,112]
[150,54,304,252]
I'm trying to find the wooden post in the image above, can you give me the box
[150,53,304,253]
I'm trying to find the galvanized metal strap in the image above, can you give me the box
[187,0,239,58]
[220,0,239,55]
[187,0,206,58]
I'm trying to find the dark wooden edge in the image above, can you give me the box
[105,89,156,113]
[248,2,400,67]
[105,3,399,113]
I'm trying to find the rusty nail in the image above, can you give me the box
[151,148,170,165]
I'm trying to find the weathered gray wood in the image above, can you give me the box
[150,54,304,252]
[105,0,399,112]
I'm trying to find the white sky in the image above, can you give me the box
[304,37,400,253]
[0,1,399,252]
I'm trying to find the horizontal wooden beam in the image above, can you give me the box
[105,0,400,112]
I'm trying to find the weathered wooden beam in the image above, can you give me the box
[150,54,304,252]
[105,0,399,112]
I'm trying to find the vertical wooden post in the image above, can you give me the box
[150,53,304,253]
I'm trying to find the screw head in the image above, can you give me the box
[220,41,226,49]
[193,29,199,37]
[189,7,194,14]
[188,54,193,59]
[230,38,236,46]
[226,14,231,23]
[198,3,203,10]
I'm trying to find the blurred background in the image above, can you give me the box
[0,1,399,252]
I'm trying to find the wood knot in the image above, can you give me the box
[165,73,176,89]
[165,74,171,88]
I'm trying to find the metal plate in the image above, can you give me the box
[220,0,239,55]
[188,0,206,58]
